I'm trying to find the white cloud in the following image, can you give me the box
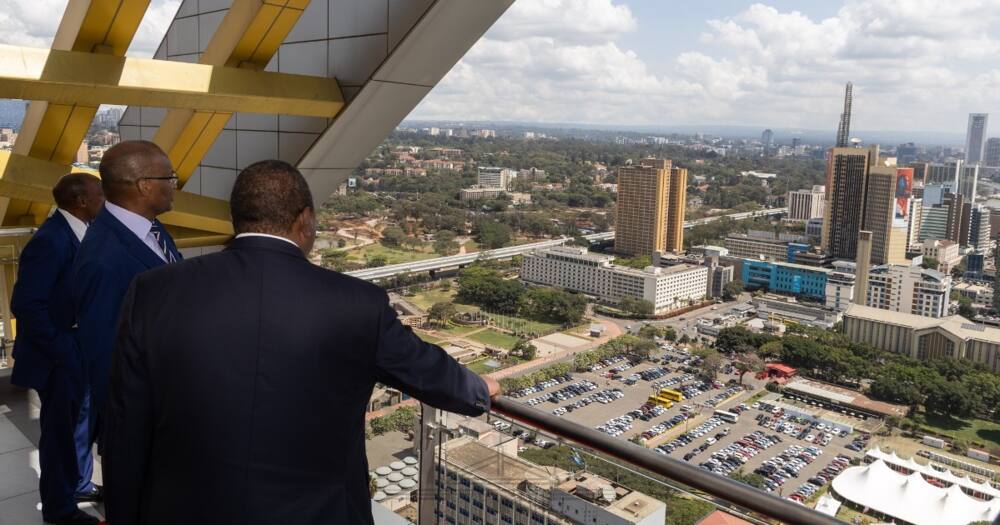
[0,0,177,57]
[413,0,1000,134]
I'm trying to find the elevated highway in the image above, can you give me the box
[346,207,786,281]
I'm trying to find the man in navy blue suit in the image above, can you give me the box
[104,160,500,524]
[72,141,182,478]
[11,173,104,525]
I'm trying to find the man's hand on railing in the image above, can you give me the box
[483,375,501,400]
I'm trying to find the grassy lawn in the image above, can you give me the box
[909,412,1000,448]
[408,287,458,310]
[441,323,481,336]
[468,329,521,350]
[347,242,438,265]
[485,313,560,336]
[416,332,444,344]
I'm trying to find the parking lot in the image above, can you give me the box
[506,351,878,500]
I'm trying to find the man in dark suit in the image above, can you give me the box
[72,141,182,469]
[104,160,499,524]
[11,173,104,525]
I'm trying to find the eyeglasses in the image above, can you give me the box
[138,174,179,187]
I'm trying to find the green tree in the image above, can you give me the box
[956,295,975,318]
[638,324,662,340]
[921,256,940,271]
[456,265,525,313]
[428,302,457,326]
[475,221,512,249]
[722,280,744,301]
[620,297,654,317]
[518,287,587,325]
[433,230,460,255]
[511,339,538,360]
[616,255,652,269]
[734,354,764,385]
[366,254,388,268]
[663,326,678,341]
[694,347,724,381]
[381,226,407,247]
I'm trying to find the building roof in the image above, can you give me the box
[866,447,1000,498]
[695,510,755,525]
[784,377,909,418]
[765,363,797,375]
[844,304,1000,345]
[830,459,1000,525]
[442,437,569,493]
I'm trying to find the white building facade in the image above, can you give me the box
[866,265,952,318]
[478,167,517,189]
[521,247,707,312]
[786,185,826,221]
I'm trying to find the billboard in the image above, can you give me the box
[894,168,914,228]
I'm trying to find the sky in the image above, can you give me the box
[2,0,999,136]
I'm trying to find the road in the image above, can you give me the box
[346,207,786,281]
[594,293,754,341]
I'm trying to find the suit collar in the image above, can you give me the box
[95,206,168,269]
[46,209,80,249]
[226,235,307,260]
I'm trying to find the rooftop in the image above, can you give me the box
[844,304,1000,344]
[785,377,910,418]
[442,437,570,494]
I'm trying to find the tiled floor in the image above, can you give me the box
[0,376,104,524]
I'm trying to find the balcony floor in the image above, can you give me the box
[0,377,104,523]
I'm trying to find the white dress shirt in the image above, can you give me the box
[105,201,169,262]
[234,232,301,250]
[57,208,88,242]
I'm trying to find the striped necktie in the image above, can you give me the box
[149,222,176,263]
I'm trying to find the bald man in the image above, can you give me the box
[12,173,104,525]
[72,141,183,480]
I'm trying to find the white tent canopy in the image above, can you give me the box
[866,447,1000,499]
[832,459,1000,525]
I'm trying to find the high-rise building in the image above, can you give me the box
[921,161,961,187]
[896,143,918,165]
[664,166,687,253]
[969,204,992,250]
[866,264,952,318]
[836,82,853,147]
[761,128,774,156]
[786,185,825,221]
[965,113,989,165]
[985,138,1000,168]
[865,166,908,265]
[478,167,516,189]
[823,146,877,260]
[906,198,923,250]
[958,163,979,202]
[615,158,685,256]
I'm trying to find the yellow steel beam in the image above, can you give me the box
[155,0,316,185]
[0,45,343,117]
[5,0,151,226]
[0,152,233,237]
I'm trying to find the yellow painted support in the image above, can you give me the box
[4,0,151,226]
[155,0,318,185]
[0,45,343,117]
[0,152,233,238]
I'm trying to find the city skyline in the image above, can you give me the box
[1,1,999,135]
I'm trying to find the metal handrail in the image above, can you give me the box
[491,396,846,525]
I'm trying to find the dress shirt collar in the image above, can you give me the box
[105,201,153,242]
[56,208,88,242]
[234,232,302,251]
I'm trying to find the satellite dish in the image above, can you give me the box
[850,137,863,146]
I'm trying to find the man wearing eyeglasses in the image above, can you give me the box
[72,141,182,513]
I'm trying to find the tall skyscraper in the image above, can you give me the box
[836,82,853,147]
[664,166,687,253]
[615,158,685,256]
[823,146,876,260]
[896,143,918,165]
[957,163,979,202]
[865,166,907,265]
[985,137,1000,168]
[761,128,774,156]
[965,113,988,165]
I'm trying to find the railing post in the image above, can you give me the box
[416,403,439,525]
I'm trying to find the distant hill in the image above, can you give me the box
[0,100,27,130]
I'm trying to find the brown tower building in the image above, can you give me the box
[615,158,686,256]
[665,167,687,253]
[823,146,878,260]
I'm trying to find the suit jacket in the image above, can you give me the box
[104,236,490,525]
[72,205,181,410]
[10,212,81,391]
